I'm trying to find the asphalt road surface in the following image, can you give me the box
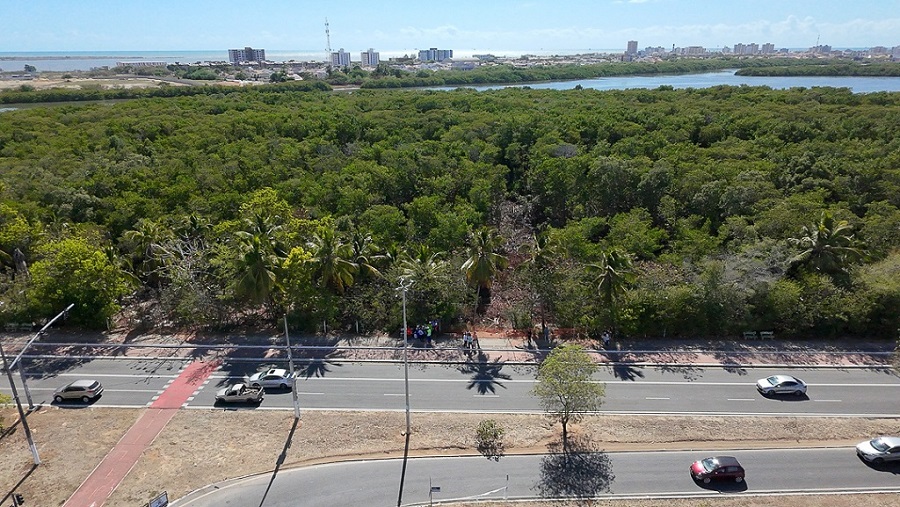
[171,447,900,506]
[3,358,899,417]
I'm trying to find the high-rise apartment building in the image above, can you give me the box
[228,47,266,64]
[331,48,351,67]
[626,40,638,55]
[361,48,380,67]
[761,43,775,54]
[417,48,453,62]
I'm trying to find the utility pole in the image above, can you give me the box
[9,303,74,410]
[400,280,411,435]
[325,18,332,59]
[283,316,301,420]
[0,338,41,465]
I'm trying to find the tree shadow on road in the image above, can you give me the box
[607,361,645,381]
[533,435,614,502]
[457,350,512,394]
[257,416,300,507]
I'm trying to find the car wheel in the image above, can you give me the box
[735,476,743,483]
[794,390,804,396]
[280,383,288,390]
[702,477,711,484]
[54,395,63,403]
[874,457,885,465]
[251,383,261,388]
[81,396,90,403]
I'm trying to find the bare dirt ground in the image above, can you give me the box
[2,407,899,507]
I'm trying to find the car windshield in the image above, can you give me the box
[765,376,778,386]
[871,438,890,452]
[700,458,717,471]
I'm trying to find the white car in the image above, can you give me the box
[246,368,294,390]
[756,374,807,396]
[856,436,900,464]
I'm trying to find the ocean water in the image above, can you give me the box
[0,49,619,72]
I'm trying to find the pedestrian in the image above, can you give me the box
[426,324,433,347]
[463,331,472,349]
[472,331,479,350]
[602,331,610,349]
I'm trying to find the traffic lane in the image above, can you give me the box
[191,372,900,416]
[171,448,900,507]
[1,358,190,407]
[603,383,900,416]
[221,360,900,387]
[190,375,543,412]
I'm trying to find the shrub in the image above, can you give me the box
[475,419,505,461]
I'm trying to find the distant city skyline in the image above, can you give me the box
[1,0,898,54]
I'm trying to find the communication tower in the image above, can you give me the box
[325,18,332,54]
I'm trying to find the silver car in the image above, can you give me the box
[54,379,104,403]
[246,368,293,390]
[756,374,807,396]
[856,436,900,464]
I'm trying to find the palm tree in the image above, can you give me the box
[789,211,862,277]
[400,245,447,286]
[122,219,172,286]
[233,232,281,305]
[348,228,383,280]
[461,227,508,310]
[306,226,359,295]
[586,249,635,338]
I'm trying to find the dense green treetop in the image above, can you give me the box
[0,85,898,336]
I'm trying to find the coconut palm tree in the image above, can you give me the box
[233,233,281,305]
[586,249,635,338]
[789,211,863,277]
[306,226,359,295]
[461,227,508,310]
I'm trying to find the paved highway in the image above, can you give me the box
[171,447,900,506]
[3,357,899,416]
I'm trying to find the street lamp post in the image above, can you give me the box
[400,279,411,436]
[283,316,301,420]
[0,338,41,465]
[9,303,74,410]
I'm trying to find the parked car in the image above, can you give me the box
[246,368,293,390]
[54,380,104,403]
[856,436,900,464]
[690,456,745,484]
[756,374,807,396]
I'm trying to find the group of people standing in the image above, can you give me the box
[462,330,479,351]
[404,320,440,347]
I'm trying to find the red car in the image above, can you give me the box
[690,456,745,484]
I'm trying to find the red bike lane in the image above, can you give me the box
[63,360,221,507]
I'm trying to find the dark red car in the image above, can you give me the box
[690,456,745,484]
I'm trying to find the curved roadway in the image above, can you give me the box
[172,448,900,506]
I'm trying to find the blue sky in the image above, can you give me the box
[2,0,898,54]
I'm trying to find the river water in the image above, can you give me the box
[433,70,900,94]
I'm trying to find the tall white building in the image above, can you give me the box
[330,48,351,67]
[228,47,266,64]
[361,48,380,67]
[417,48,453,62]
[626,40,638,55]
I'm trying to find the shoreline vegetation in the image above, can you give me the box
[3,57,899,105]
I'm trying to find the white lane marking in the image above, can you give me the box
[727,398,756,401]
[813,399,843,402]
[476,394,500,398]
[29,388,162,393]
[383,393,406,396]
[42,373,182,379]
[296,392,324,395]
[211,375,900,388]
[645,397,670,400]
